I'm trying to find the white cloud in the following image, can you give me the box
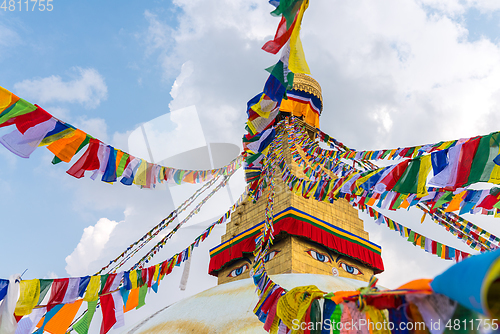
[0,24,19,47]
[44,272,59,279]
[13,67,108,109]
[65,217,120,276]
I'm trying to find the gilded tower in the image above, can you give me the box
[209,75,384,285]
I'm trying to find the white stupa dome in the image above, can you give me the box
[123,273,378,334]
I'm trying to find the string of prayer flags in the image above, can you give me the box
[418,204,496,252]
[131,172,236,269]
[358,203,472,262]
[244,0,312,186]
[279,119,500,216]
[0,86,243,188]
[2,191,245,333]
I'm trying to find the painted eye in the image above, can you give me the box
[306,250,330,263]
[264,250,280,263]
[227,264,249,277]
[339,261,362,275]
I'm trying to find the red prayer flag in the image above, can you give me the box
[101,273,116,295]
[66,138,100,178]
[47,278,69,310]
[0,104,53,134]
[262,12,299,54]
[454,137,481,189]
[100,294,116,334]
[147,266,155,287]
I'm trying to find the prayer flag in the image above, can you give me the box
[43,299,83,334]
[73,300,98,334]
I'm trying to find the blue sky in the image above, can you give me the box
[2,0,500,332]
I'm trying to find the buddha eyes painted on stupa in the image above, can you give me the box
[306,249,330,263]
[221,238,373,281]
[228,262,250,278]
[338,260,363,276]
[263,250,280,263]
[301,240,367,278]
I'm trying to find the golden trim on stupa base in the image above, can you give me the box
[291,73,323,110]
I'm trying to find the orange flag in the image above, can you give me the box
[43,299,83,334]
[124,288,139,312]
[47,129,87,163]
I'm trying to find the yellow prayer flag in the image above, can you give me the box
[417,155,432,197]
[445,191,466,212]
[250,94,275,118]
[39,128,75,146]
[388,149,398,159]
[153,264,160,283]
[288,0,310,74]
[0,86,12,111]
[83,276,100,302]
[15,279,40,316]
[420,212,426,224]
[276,285,324,334]
[488,146,500,184]
[366,306,391,334]
[495,208,500,218]
[355,169,380,190]
[412,146,422,159]
[130,270,138,290]
[133,160,148,186]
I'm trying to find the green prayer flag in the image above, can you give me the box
[309,299,322,334]
[38,279,53,305]
[467,133,500,185]
[51,156,63,165]
[380,150,391,159]
[271,0,303,29]
[391,194,407,210]
[331,303,343,334]
[408,231,416,243]
[0,98,37,125]
[73,300,98,334]
[405,147,415,157]
[434,191,455,210]
[99,274,109,294]
[265,61,285,87]
[392,158,421,194]
[137,269,144,287]
[137,284,148,309]
[116,153,130,177]
[437,242,442,257]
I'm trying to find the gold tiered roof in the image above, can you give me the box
[291,73,323,113]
